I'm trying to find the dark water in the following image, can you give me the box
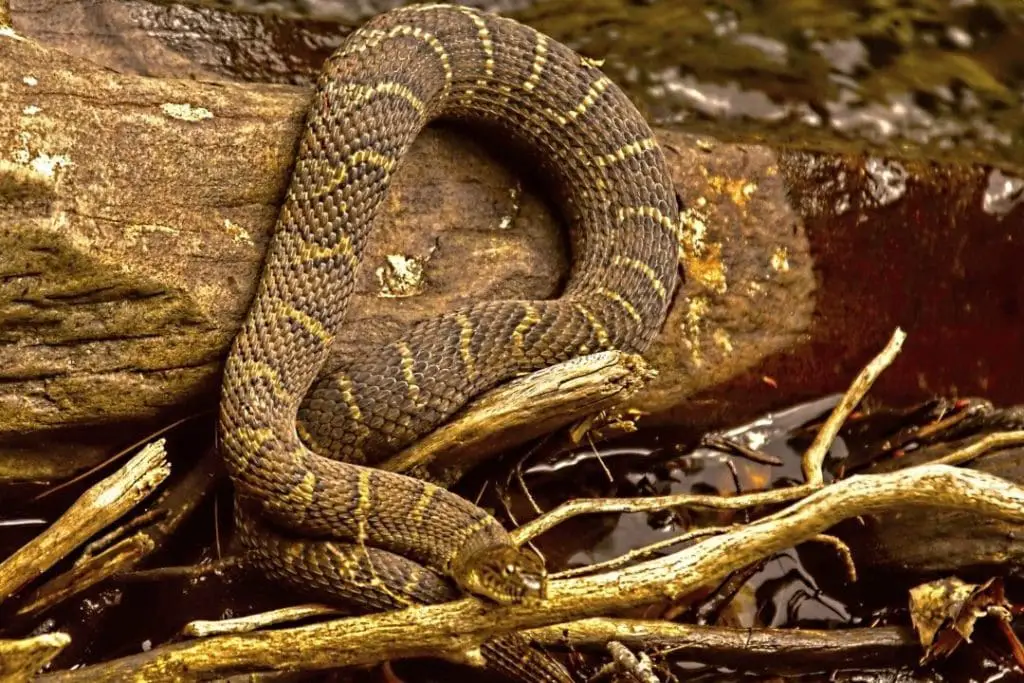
[144,0,1024,177]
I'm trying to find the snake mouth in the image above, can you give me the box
[453,545,548,605]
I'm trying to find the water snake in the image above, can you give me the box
[218,3,682,680]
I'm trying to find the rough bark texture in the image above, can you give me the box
[0,27,814,479]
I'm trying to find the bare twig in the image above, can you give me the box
[121,557,243,584]
[33,413,206,503]
[0,440,169,604]
[803,328,905,484]
[184,605,343,638]
[11,446,219,619]
[17,535,154,616]
[511,487,807,545]
[702,436,784,466]
[380,351,654,483]
[525,618,919,671]
[37,465,1024,680]
[931,431,1024,467]
[0,633,71,683]
[811,533,857,582]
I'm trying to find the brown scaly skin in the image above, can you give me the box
[218,3,682,681]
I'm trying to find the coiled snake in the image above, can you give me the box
[218,3,681,681]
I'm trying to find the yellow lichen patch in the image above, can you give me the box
[705,170,757,209]
[160,103,213,122]
[712,328,733,354]
[12,129,71,178]
[0,26,26,41]
[223,218,253,245]
[683,241,728,295]
[680,295,710,367]
[375,254,424,298]
[123,224,181,254]
[0,159,53,199]
[770,246,790,273]
[678,206,709,257]
[29,153,71,178]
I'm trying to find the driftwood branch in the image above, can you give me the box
[381,350,653,483]
[0,440,169,603]
[182,605,342,639]
[0,633,70,683]
[803,328,905,484]
[36,464,1024,680]
[524,618,919,672]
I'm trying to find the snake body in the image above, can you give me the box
[218,3,681,680]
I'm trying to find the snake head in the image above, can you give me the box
[454,545,547,606]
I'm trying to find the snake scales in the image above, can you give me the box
[218,3,681,680]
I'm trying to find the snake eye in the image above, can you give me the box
[504,563,517,575]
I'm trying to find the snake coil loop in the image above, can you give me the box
[219,4,681,681]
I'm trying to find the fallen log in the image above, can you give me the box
[0,24,814,479]
[4,4,1024,488]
